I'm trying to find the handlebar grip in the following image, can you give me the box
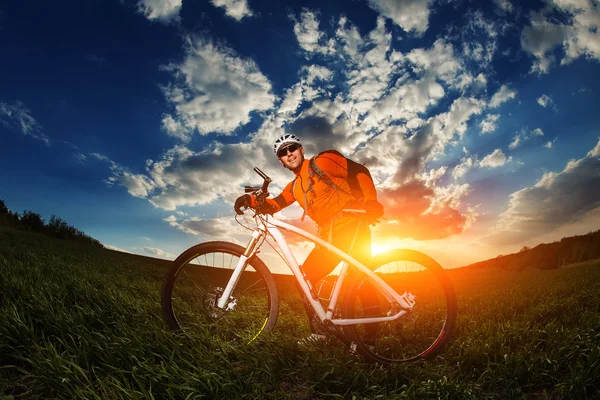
[254,167,270,181]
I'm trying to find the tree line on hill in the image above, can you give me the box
[465,229,600,270]
[0,199,103,247]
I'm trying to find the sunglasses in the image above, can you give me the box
[277,143,301,158]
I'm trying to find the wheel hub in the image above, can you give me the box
[204,287,237,318]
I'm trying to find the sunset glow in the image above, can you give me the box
[1,0,599,269]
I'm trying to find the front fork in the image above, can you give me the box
[216,228,265,309]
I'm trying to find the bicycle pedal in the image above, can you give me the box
[322,319,351,346]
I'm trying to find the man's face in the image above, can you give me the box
[277,143,304,171]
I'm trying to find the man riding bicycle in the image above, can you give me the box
[235,134,384,344]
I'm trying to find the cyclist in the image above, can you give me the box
[234,134,384,344]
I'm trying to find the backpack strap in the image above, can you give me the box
[309,154,353,197]
[293,176,310,222]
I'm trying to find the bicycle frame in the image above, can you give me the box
[217,213,416,327]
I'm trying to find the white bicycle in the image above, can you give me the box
[161,168,457,364]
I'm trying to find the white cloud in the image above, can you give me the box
[72,152,87,164]
[494,0,514,13]
[141,246,175,260]
[0,100,50,145]
[532,127,544,136]
[589,137,600,157]
[137,0,181,23]
[537,94,553,107]
[92,153,157,199]
[537,94,558,111]
[509,127,545,149]
[489,84,517,108]
[293,10,331,54]
[480,114,500,134]
[104,244,131,253]
[161,114,190,142]
[210,0,253,20]
[453,157,474,179]
[367,0,433,36]
[486,137,600,245]
[99,13,513,244]
[545,138,558,148]
[163,214,252,245]
[460,11,500,69]
[521,0,600,74]
[160,36,275,138]
[479,148,510,168]
[278,83,304,116]
[336,16,364,60]
[406,39,463,86]
[508,135,521,150]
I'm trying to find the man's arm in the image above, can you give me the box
[264,180,295,213]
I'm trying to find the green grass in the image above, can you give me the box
[1,226,599,399]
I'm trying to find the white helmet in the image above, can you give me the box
[273,133,301,155]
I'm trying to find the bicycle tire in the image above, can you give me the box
[161,241,279,344]
[342,249,457,364]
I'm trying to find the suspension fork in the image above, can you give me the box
[216,226,266,309]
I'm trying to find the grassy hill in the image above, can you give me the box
[1,226,599,399]
[464,230,600,271]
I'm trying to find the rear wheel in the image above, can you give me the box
[343,249,456,363]
[161,241,278,344]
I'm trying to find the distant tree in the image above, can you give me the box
[0,199,8,226]
[519,246,530,252]
[0,200,102,247]
[0,199,8,215]
[20,210,45,232]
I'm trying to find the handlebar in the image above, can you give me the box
[236,168,273,216]
[254,167,271,194]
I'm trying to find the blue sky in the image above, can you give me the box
[1,0,599,271]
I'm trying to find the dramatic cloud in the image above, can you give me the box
[0,100,50,145]
[137,0,181,23]
[161,36,275,139]
[103,11,516,243]
[375,179,472,240]
[210,0,253,20]
[521,0,600,74]
[367,0,433,35]
[486,137,600,245]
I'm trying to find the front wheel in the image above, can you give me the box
[161,241,279,344]
[343,249,457,364]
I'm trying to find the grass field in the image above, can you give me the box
[1,226,599,399]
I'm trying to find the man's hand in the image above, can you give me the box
[365,200,384,225]
[257,200,277,215]
[234,194,252,215]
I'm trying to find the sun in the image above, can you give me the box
[371,240,395,256]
